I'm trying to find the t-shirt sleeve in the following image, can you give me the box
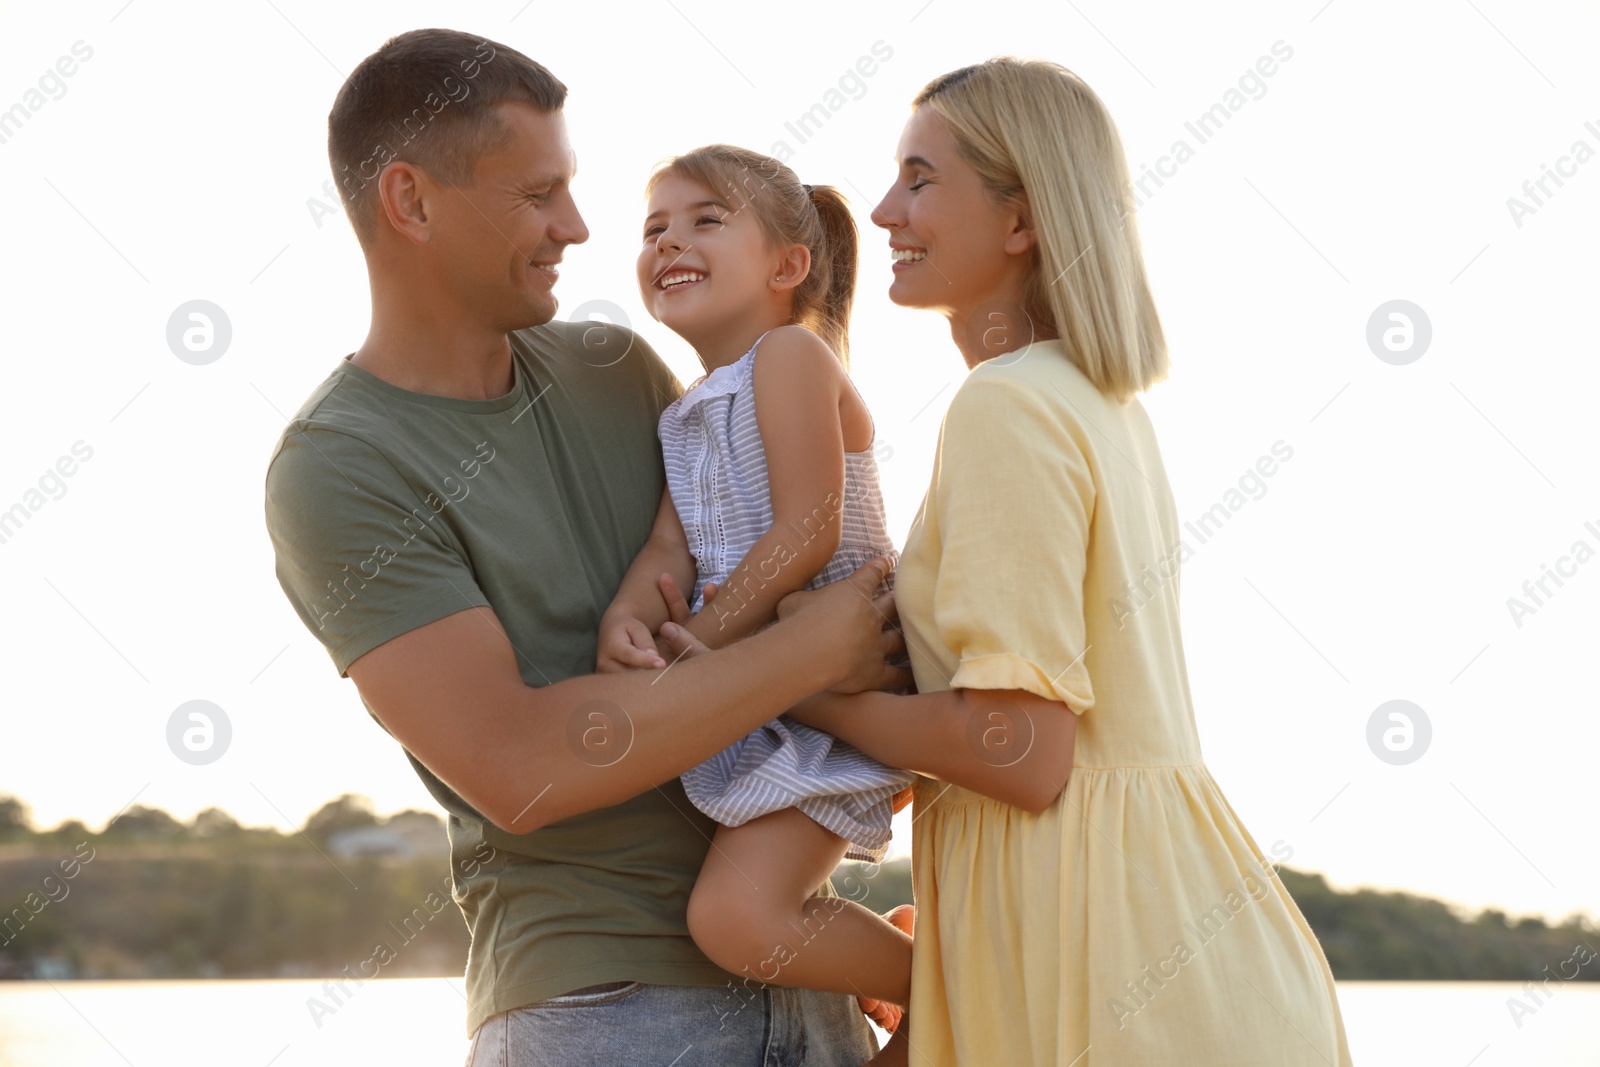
[927,369,1096,714]
[265,427,492,678]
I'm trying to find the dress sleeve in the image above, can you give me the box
[264,427,492,678]
[927,368,1096,714]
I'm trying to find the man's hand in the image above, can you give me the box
[775,557,910,694]
[658,558,908,694]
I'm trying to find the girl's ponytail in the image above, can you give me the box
[799,185,858,368]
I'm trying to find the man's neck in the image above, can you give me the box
[351,315,517,401]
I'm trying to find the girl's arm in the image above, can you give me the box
[683,326,855,651]
[597,488,697,671]
[787,687,1077,813]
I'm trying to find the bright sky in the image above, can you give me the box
[1,1,1595,925]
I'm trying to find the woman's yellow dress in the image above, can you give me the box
[895,341,1353,1066]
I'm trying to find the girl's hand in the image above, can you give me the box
[658,572,717,627]
[596,613,667,672]
[656,619,712,665]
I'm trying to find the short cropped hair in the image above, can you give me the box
[327,28,566,243]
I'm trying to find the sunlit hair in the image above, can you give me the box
[645,145,858,368]
[915,58,1168,400]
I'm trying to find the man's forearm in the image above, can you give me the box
[479,622,840,832]
[351,559,897,839]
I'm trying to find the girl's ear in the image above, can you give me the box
[1003,194,1038,258]
[768,243,812,293]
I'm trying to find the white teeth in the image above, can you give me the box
[891,249,927,263]
[660,271,706,289]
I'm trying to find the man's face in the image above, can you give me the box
[430,102,588,330]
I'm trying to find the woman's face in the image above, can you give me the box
[873,107,1033,328]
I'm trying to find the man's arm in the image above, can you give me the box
[348,556,906,834]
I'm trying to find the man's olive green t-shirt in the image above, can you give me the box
[264,320,760,1035]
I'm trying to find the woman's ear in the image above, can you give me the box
[769,243,812,292]
[1003,194,1038,258]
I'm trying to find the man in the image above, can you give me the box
[264,27,906,1066]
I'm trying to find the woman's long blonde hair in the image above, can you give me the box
[915,58,1167,400]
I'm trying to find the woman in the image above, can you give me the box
[785,58,1353,1065]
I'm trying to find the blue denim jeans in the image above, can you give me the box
[464,980,879,1066]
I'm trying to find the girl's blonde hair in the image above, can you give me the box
[645,145,858,367]
[914,58,1168,400]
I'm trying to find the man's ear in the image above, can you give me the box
[375,161,436,243]
[768,243,812,293]
[1003,194,1038,258]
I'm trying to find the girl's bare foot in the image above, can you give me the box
[856,904,916,1033]
[866,1014,911,1067]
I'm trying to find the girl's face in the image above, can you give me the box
[873,107,1034,329]
[637,172,783,340]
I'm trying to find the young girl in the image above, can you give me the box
[595,145,917,1031]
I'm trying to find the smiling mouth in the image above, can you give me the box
[891,248,927,264]
[656,270,707,291]
[531,261,560,282]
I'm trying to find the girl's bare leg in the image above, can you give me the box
[686,807,912,1007]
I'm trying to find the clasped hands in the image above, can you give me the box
[596,556,912,698]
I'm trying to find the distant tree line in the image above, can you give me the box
[0,794,1592,982]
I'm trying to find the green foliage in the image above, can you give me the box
[1278,868,1597,981]
[0,797,1593,982]
[101,804,184,839]
[0,834,466,980]
[0,796,32,840]
[302,794,380,847]
[189,807,242,839]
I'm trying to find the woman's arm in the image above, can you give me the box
[788,687,1077,813]
[597,488,697,671]
[683,326,852,650]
